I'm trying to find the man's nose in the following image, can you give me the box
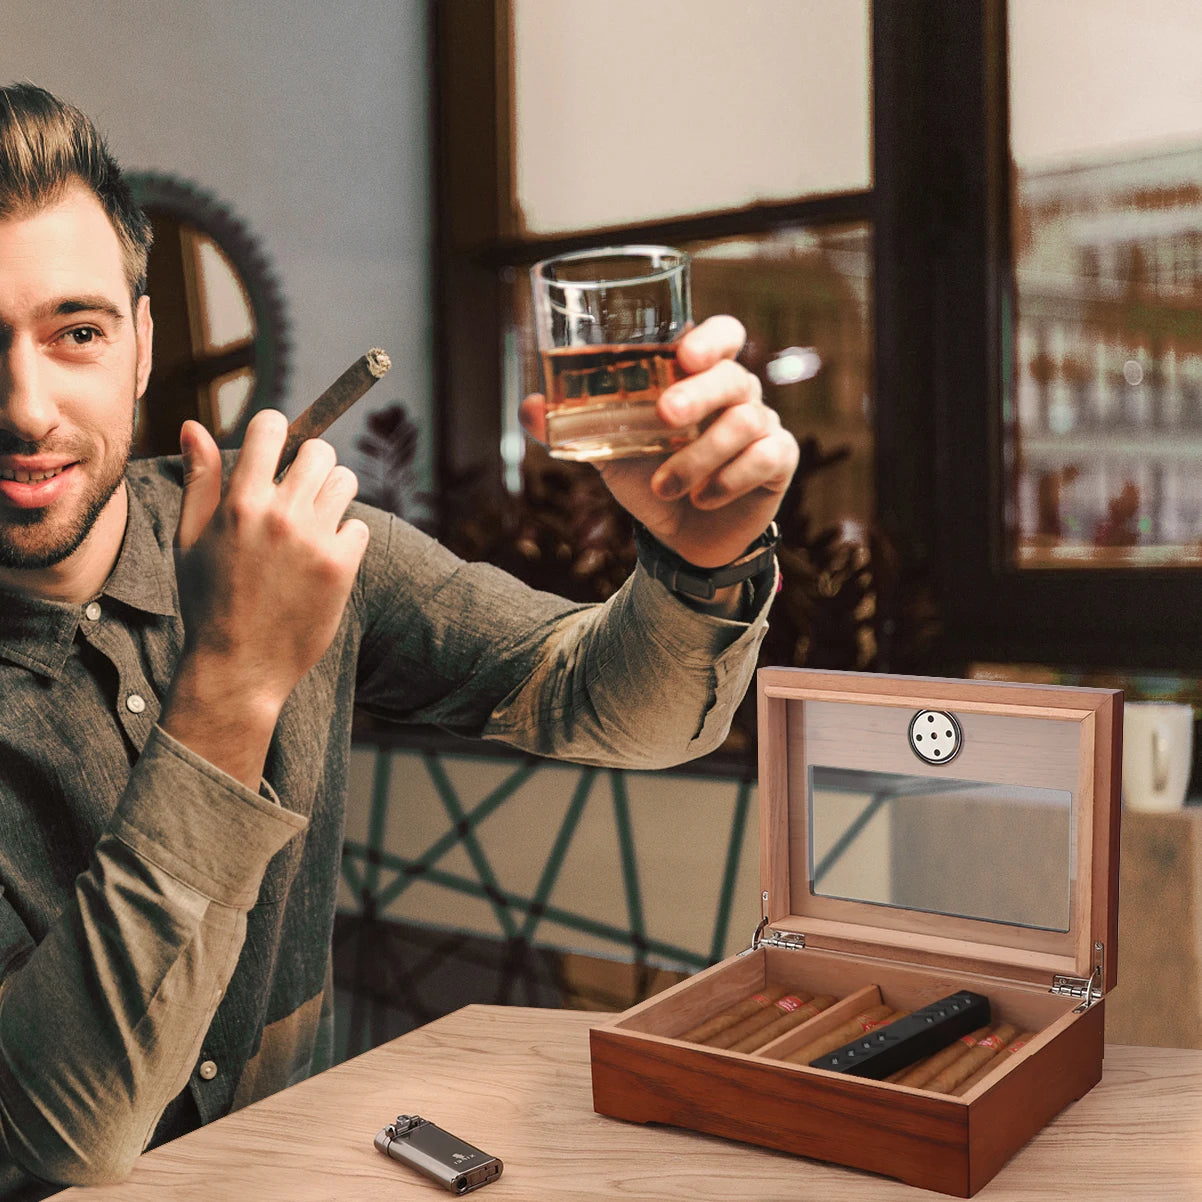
[0,343,58,443]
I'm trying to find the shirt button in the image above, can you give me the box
[84,602,101,621]
[198,1060,218,1081]
[126,694,147,714]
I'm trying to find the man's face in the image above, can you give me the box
[0,182,151,580]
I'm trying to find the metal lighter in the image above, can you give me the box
[374,1114,503,1194]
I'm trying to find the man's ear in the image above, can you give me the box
[134,293,153,399]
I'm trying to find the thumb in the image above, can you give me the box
[176,420,223,551]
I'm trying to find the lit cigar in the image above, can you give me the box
[892,1025,991,1088]
[734,994,837,1054]
[951,1031,1034,1096]
[679,987,788,1044]
[276,347,392,475]
[708,992,812,1050]
[927,1023,1020,1094]
[785,1004,898,1065]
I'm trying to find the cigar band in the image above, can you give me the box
[776,995,805,1013]
[1006,1038,1029,1054]
[751,993,772,1005]
[960,1033,978,1047]
[979,1035,1005,1051]
[860,1015,890,1032]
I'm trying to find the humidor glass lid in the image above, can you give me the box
[760,668,1121,987]
[809,766,1073,932]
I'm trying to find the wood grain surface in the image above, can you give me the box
[49,1006,1202,1201]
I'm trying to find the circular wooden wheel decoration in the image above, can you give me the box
[127,172,290,457]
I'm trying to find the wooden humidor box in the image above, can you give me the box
[590,668,1121,1197]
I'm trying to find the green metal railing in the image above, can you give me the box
[340,747,755,973]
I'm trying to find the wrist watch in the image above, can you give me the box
[633,521,780,603]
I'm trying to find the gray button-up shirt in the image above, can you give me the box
[0,455,770,1194]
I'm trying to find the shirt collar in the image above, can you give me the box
[101,481,177,618]
[0,477,177,679]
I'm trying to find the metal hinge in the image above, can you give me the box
[1051,942,1105,1012]
[747,891,807,953]
[757,927,807,952]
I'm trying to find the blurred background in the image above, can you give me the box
[5,0,1202,1056]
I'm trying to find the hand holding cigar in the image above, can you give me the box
[276,348,392,476]
[168,352,389,789]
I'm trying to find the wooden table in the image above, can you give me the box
[54,1005,1202,1201]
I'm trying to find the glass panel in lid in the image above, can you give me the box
[808,766,1074,932]
[784,697,1085,955]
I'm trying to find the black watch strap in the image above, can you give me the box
[633,521,780,602]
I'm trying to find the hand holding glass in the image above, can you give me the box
[531,246,698,462]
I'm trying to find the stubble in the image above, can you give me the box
[0,411,134,571]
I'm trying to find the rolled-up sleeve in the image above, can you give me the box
[483,567,770,766]
[352,509,771,768]
[0,726,305,1188]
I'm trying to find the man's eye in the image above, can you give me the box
[64,327,100,345]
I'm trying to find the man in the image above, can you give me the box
[0,83,797,1192]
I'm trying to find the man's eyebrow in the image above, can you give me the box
[38,296,128,322]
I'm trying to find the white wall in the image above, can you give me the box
[1,0,432,499]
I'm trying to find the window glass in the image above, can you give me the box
[690,225,873,536]
[1008,0,1202,567]
[512,0,871,235]
[502,224,874,538]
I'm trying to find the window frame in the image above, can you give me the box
[432,0,1202,675]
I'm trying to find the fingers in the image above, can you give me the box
[652,396,798,508]
[284,440,366,553]
[183,407,363,552]
[691,427,798,509]
[313,462,360,527]
[228,409,355,514]
[658,357,762,432]
[225,408,289,500]
[648,315,799,506]
[676,315,747,374]
[279,435,337,503]
[176,420,223,550]
[333,515,372,570]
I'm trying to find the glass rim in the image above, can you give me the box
[531,244,690,289]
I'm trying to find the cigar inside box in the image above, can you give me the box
[590,668,1121,1198]
[617,950,1071,1097]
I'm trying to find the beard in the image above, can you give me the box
[0,421,133,572]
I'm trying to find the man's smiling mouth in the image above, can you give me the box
[0,466,71,483]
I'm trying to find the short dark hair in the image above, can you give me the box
[0,82,152,301]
